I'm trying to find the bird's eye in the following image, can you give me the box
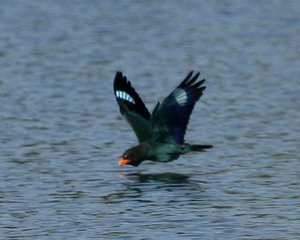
[124,154,128,159]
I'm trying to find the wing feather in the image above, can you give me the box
[151,71,206,144]
[114,72,151,143]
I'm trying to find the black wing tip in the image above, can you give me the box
[180,71,207,100]
[114,71,135,95]
[114,71,122,87]
[180,71,207,94]
[115,71,124,81]
[113,71,151,120]
[190,71,200,82]
[114,71,131,93]
[194,79,206,88]
[181,71,206,86]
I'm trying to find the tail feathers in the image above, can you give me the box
[188,144,213,151]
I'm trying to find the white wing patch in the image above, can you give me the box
[116,90,135,104]
[173,88,187,106]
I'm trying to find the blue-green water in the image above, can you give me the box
[0,1,299,239]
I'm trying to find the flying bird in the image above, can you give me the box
[114,71,212,166]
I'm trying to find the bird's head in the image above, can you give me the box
[119,144,148,167]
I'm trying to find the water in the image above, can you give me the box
[0,1,299,239]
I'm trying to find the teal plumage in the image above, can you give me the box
[114,71,212,166]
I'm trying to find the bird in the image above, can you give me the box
[113,71,212,167]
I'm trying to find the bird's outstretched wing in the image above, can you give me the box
[114,72,151,143]
[151,71,206,144]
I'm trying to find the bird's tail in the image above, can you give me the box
[186,144,213,151]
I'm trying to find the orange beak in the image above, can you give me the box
[119,158,131,166]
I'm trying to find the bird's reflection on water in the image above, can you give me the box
[120,172,207,193]
[120,172,190,184]
[101,172,206,204]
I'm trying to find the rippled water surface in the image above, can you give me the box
[1,1,299,239]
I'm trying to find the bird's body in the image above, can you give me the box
[114,71,212,166]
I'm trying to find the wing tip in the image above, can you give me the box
[180,71,206,90]
[114,71,123,90]
[114,71,132,93]
[115,71,124,81]
[113,71,151,120]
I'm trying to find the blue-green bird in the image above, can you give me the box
[114,71,212,166]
